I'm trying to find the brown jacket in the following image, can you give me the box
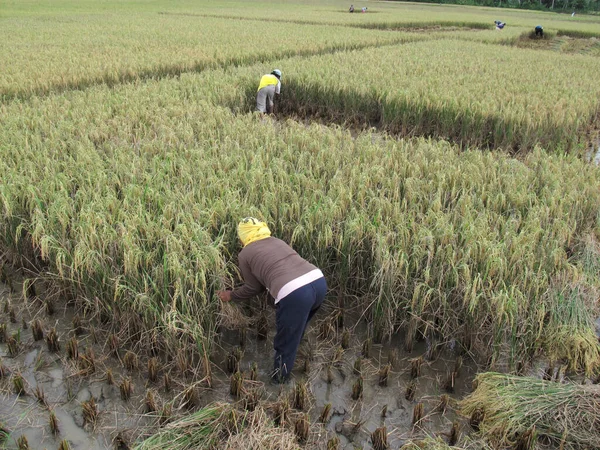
[230,237,317,301]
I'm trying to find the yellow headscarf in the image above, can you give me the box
[238,217,271,247]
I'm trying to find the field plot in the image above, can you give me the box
[1,72,600,446]
[1,0,600,449]
[158,0,600,34]
[0,14,428,101]
[257,40,600,151]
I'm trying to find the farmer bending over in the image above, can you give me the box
[217,217,327,383]
[494,20,506,30]
[256,69,282,114]
[535,25,544,37]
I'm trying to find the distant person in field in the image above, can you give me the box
[535,25,544,37]
[494,20,506,30]
[217,217,327,384]
[255,69,282,114]
[362,6,367,12]
[349,4,354,12]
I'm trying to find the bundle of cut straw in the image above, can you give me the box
[460,372,600,449]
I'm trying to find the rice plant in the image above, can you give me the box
[460,372,600,448]
[148,357,159,383]
[72,314,83,336]
[293,380,308,410]
[145,389,159,413]
[378,364,391,387]
[294,413,309,444]
[229,371,243,398]
[48,410,59,435]
[34,386,48,407]
[405,381,417,401]
[105,368,114,385]
[30,319,43,341]
[66,336,78,360]
[412,402,425,426]
[82,397,98,428]
[0,35,599,381]
[319,403,332,423]
[45,327,60,352]
[16,435,29,450]
[12,372,26,395]
[123,350,139,372]
[327,436,340,450]
[351,376,363,400]
[120,377,133,401]
[371,426,389,450]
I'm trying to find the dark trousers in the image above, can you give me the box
[273,277,327,380]
[535,28,543,37]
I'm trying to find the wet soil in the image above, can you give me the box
[0,265,481,450]
[218,308,479,449]
[0,276,156,450]
[2,255,596,449]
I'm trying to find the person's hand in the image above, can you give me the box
[217,290,232,302]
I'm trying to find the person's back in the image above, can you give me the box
[535,25,543,37]
[236,237,317,300]
[256,70,282,114]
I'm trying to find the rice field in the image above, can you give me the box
[0,0,599,448]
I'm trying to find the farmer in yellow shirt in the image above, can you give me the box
[256,69,282,114]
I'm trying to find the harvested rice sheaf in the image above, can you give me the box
[460,372,600,449]
[136,403,298,450]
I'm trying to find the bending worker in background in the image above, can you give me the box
[217,217,327,383]
[535,25,544,37]
[256,69,282,114]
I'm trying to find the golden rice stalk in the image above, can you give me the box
[219,302,252,329]
[460,372,600,448]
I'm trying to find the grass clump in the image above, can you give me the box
[460,372,600,449]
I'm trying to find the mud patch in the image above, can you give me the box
[0,262,480,449]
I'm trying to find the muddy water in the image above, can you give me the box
[0,278,156,450]
[1,270,477,450]
[217,301,478,449]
